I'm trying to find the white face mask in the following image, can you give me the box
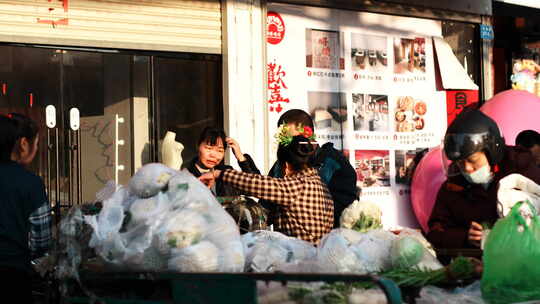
[462,164,493,186]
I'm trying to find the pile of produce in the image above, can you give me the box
[245,200,441,275]
[242,230,316,272]
[75,163,245,272]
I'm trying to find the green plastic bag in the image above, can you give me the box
[482,201,540,304]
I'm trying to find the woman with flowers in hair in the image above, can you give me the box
[199,126,334,244]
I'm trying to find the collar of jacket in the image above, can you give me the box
[285,167,318,178]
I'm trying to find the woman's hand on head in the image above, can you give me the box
[226,137,245,162]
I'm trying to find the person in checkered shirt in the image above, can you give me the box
[199,135,334,244]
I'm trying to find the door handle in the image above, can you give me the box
[45,105,60,222]
[68,108,81,206]
[115,114,125,185]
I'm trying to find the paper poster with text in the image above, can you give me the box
[266,3,444,229]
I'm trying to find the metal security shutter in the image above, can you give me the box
[0,0,221,54]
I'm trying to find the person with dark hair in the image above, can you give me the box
[199,133,334,244]
[271,109,357,228]
[8,112,39,165]
[0,113,52,304]
[183,126,259,196]
[515,129,540,166]
[427,109,540,249]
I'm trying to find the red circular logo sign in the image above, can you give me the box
[267,12,285,45]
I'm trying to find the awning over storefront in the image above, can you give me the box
[494,0,540,10]
[380,0,491,16]
[268,0,491,22]
[0,0,222,54]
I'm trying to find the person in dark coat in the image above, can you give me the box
[267,109,358,228]
[427,109,540,249]
[515,129,540,167]
[183,127,259,197]
[0,114,52,304]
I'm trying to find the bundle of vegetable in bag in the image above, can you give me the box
[390,228,442,271]
[84,163,245,272]
[242,230,316,272]
[482,201,540,304]
[339,200,441,272]
[340,200,383,233]
[314,228,441,275]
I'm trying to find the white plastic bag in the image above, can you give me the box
[86,165,245,272]
[497,173,540,218]
[316,230,362,273]
[168,241,220,272]
[243,230,316,272]
[350,230,396,273]
[416,280,485,304]
[128,163,177,198]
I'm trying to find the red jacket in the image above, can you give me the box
[427,146,540,249]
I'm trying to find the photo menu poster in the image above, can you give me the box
[266,3,445,228]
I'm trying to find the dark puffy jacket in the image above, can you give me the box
[268,142,358,227]
[184,154,260,197]
[427,146,540,249]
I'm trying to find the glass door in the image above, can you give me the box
[0,44,222,218]
[0,45,138,215]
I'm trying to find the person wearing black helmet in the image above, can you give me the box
[427,109,540,249]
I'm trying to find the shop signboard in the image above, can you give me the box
[266,3,447,228]
[446,90,479,126]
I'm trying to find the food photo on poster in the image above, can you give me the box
[354,150,390,188]
[306,29,344,70]
[351,33,388,73]
[394,96,427,133]
[352,93,389,132]
[393,37,426,74]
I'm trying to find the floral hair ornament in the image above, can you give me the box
[274,123,317,147]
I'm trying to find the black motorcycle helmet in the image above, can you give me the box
[443,109,505,168]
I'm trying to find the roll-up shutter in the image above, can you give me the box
[0,0,221,54]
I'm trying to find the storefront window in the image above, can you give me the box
[153,55,222,164]
[0,44,222,210]
[442,21,481,87]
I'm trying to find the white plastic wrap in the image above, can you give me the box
[128,163,177,198]
[350,230,396,273]
[85,164,245,272]
[168,241,220,272]
[315,229,397,274]
[497,173,540,218]
[390,236,425,269]
[393,228,442,270]
[415,281,485,304]
[316,229,366,273]
[242,230,316,272]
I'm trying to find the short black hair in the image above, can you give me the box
[516,130,540,148]
[197,127,228,150]
[9,113,39,141]
[277,109,314,129]
[0,115,18,163]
